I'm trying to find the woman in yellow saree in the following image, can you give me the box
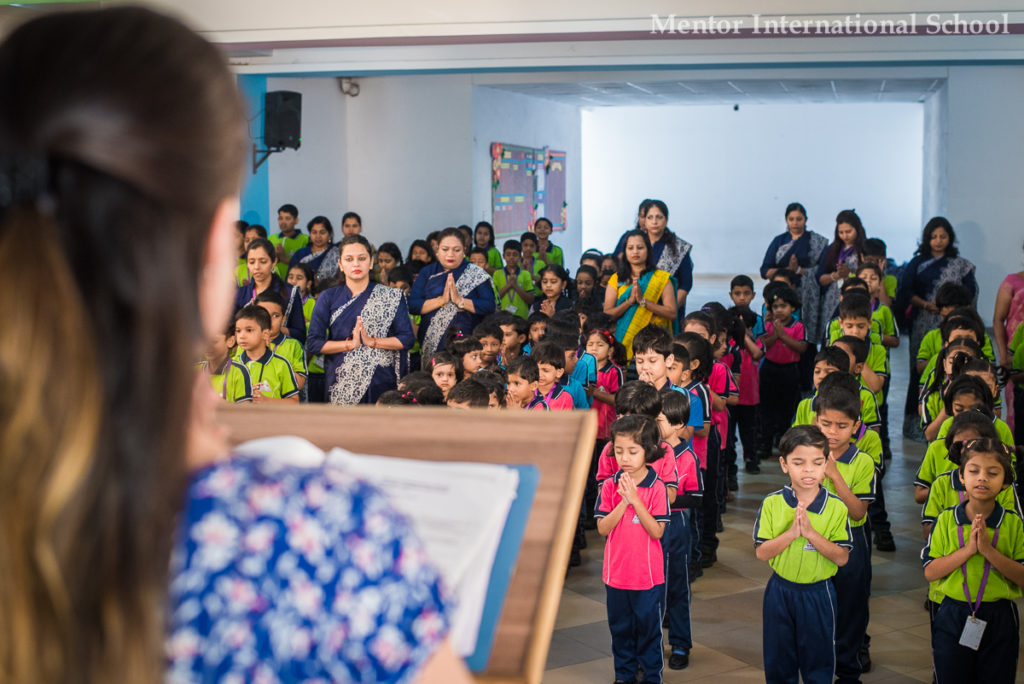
[603,229,678,359]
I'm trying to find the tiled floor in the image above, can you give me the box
[545,277,1024,682]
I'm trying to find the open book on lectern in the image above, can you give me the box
[234,435,539,672]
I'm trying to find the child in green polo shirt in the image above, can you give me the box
[493,239,536,320]
[754,425,852,684]
[200,320,252,403]
[255,290,307,392]
[269,203,308,280]
[794,346,880,431]
[233,304,299,403]
[815,382,877,681]
[924,438,1024,683]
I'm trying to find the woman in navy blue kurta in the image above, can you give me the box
[759,202,829,341]
[409,228,496,358]
[306,235,415,404]
[234,237,306,343]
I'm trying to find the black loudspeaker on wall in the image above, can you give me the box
[264,91,302,149]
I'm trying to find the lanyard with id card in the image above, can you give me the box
[956,525,999,651]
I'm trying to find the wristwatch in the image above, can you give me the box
[456,298,465,311]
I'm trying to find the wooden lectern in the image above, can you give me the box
[217,404,597,684]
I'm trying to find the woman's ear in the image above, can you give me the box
[199,197,240,340]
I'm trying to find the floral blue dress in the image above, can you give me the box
[166,455,450,683]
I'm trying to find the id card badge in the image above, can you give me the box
[959,615,986,650]
[504,304,518,315]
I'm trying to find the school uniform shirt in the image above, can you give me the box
[923,502,1024,602]
[234,258,249,287]
[918,376,947,430]
[917,328,996,367]
[596,441,679,488]
[823,444,877,527]
[559,377,591,410]
[682,381,712,469]
[484,246,503,272]
[1009,323,1024,370]
[871,301,898,344]
[240,348,299,400]
[593,363,623,440]
[269,332,308,378]
[543,383,575,411]
[595,468,671,590]
[537,242,564,268]
[856,428,883,468]
[525,392,550,411]
[883,273,898,300]
[268,230,309,280]
[733,338,763,406]
[753,485,853,584]
[792,389,880,431]
[492,267,535,320]
[914,421,1016,491]
[671,441,704,511]
[200,358,252,403]
[923,469,1022,527]
[824,316,882,348]
[709,361,737,445]
[762,319,805,365]
[936,415,1015,448]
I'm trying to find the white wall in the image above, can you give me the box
[581,103,923,273]
[945,65,1024,327]
[266,76,348,230]
[344,74,474,249]
[472,86,583,268]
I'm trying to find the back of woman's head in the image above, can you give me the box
[0,8,244,683]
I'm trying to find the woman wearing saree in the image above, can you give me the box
[816,209,867,331]
[759,202,830,342]
[289,214,339,285]
[306,234,415,404]
[613,199,694,318]
[409,226,497,358]
[604,229,678,359]
[896,217,977,431]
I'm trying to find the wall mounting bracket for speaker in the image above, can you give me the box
[252,144,284,174]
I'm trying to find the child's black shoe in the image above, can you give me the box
[669,650,689,669]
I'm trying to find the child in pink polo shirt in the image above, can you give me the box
[595,382,678,497]
[596,415,672,684]
[531,340,574,410]
[758,286,807,459]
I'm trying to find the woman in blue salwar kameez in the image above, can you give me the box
[409,227,496,358]
[306,234,414,405]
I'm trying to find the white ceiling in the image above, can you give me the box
[481,78,944,106]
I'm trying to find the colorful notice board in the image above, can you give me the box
[491,143,566,240]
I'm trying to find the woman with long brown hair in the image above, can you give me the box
[0,7,469,684]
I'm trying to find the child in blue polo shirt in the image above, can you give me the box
[596,414,672,684]
[255,290,307,392]
[200,320,252,403]
[754,425,852,684]
[234,305,299,403]
[815,382,877,682]
[924,438,1024,683]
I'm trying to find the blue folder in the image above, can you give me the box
[464,463,540,672]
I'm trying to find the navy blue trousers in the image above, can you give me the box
[831,524,871,682]
[606,584,665,684]
[763,574,837,684]
[933,598,1019,684]
[663,509,692,650]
